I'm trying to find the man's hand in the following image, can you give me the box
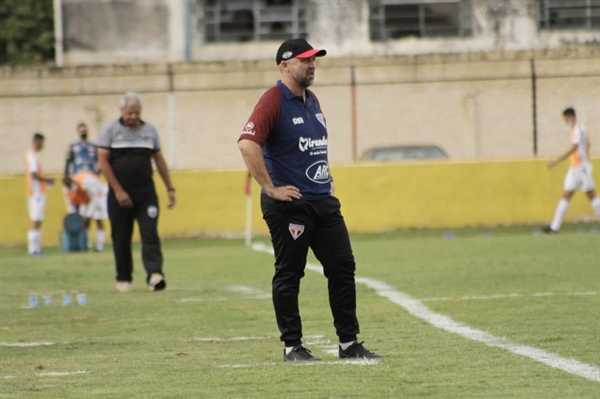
[265,185,302,202]
[548,160,558,170]
[167,191,177,209]
[115,189,133,208]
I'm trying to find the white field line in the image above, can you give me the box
[3,371,89,379]
[304,334,339,355]
[179,286,271,303]
[225,285,272,299]
[419,291,598,302]
[0,342,56,347]
[180,297,228,303]
[225,285,262,294]
[193,336,269,342]
[220,359,378,368]
[38,371,88,377]
[251,242,600,383]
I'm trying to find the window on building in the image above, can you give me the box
[203,0,309,43]
[538,0,599,30]
[369,0,473,41]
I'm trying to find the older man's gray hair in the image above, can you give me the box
[119,92,143,110]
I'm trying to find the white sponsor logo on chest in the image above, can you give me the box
[292,117,304,125]
[305,160,331,184]
[299,136,328,152]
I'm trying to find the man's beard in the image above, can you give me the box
[294,73,314,88]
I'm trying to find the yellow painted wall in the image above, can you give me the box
[1,159,598,246]
[335,159,600,231]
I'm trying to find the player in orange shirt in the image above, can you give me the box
[544,108,600,233]
[64,171,108,250]
[24,133,55,255]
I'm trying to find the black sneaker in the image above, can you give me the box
[148,273,167,292]
[542,226,558,234]
[283,345,321,362]
[339,341,382,359]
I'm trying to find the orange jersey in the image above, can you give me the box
[67,171,97,205]
[24,149,46,197]
[569,123,590,168]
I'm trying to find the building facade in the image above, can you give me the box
[56,0,599,66]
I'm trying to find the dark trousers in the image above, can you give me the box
[107,188,163,283]
[261,195,360,347]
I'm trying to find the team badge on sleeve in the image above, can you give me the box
[242,122,256,136]
[315,113,326,128]
[289,223,305,240]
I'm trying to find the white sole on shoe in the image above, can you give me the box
[116,282,132,293]
[148,273,165,292]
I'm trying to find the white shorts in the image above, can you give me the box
[80,179,108,220]
[564,164,595,192]
[28,194,47,222]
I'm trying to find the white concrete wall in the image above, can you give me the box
[2,47,598,175]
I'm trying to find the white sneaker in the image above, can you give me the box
[148,273,166,292]
[116,282,132,293]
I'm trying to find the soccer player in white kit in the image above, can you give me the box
[544,108,600,233]
[65,171,108,251]
[63,122,107,251]
[24,133,55,255]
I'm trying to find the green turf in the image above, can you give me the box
[0,225,598,398]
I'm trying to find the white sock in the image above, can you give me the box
[96,229,105,251]
[550,199,570,231]
[340,341,356,350]
[28,229,41,253]
[27,230,36,254]
[591,197,600,217]
[34,230,42,253]
[285,346,299,355]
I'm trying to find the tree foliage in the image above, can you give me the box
[0,0,55,65]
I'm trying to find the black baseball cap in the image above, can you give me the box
[276,38,327,65]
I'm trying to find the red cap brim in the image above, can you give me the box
[296,49,327,59]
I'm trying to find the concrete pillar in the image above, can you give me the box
[465,97,479,160]
[310,0,370,55]
[168,0,186,62]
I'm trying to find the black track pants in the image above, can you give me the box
[261,195,360,346]
[107,188,163,283]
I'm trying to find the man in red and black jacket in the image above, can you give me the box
[238,38,382,362]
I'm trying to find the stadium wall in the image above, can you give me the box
[1,47,599,175]
[1,159,598,246]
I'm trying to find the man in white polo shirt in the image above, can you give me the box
[24,133,55,255]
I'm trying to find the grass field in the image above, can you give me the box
[1,224,599,398]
